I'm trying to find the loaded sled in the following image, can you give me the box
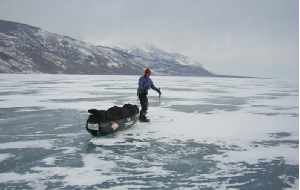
[85,104,139,136]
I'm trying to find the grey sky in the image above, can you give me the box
[0,0,298,79]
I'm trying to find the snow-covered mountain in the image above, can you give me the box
[0,19,213,76]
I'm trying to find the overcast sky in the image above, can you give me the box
[0,0,298,79]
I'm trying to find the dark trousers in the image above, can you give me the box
[138,93,148,118]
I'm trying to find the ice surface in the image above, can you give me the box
[0,74,298,189]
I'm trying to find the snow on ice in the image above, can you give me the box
[0,74,298,189]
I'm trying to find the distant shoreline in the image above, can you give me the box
[0,73,265,79]
[210,74,261,79]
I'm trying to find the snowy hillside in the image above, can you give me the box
[126,43,202,67]
[0,20,212,76]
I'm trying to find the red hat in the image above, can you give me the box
[145,68,151,75]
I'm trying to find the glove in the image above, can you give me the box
[157,89,161,96]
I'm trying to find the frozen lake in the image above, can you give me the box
[0,74,298,189]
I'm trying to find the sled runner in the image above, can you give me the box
[85,104,139,136]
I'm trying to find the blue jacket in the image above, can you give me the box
[137,75,158,94]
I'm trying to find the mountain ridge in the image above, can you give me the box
[0,19,214,76]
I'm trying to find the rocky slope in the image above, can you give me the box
[0,19,213,76]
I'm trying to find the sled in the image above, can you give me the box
[85,104,139,136]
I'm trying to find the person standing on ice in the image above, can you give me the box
[137,68,161,122]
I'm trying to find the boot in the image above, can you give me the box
[139,110,150,122]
